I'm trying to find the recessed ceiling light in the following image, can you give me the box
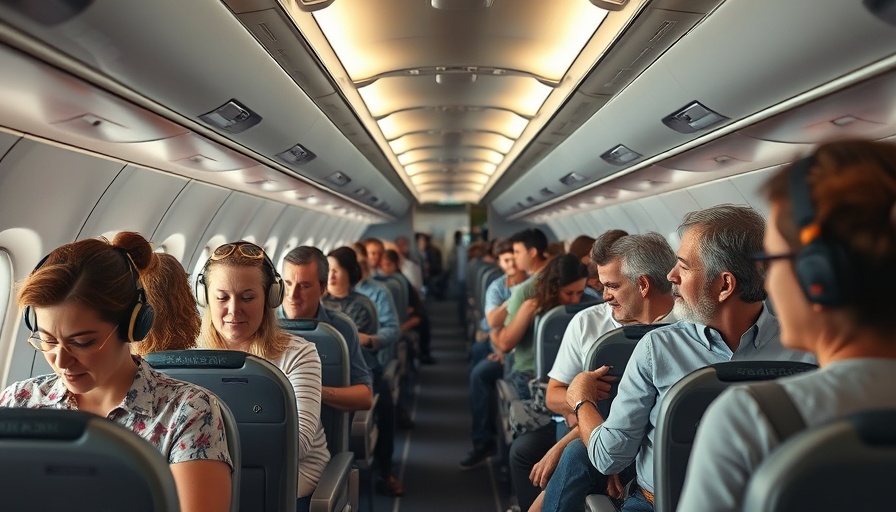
[831,115,858,127]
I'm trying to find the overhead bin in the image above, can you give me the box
[498,0,896,219]
[0,0,411,218]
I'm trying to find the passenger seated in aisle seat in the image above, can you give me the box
[1,232,232,512]
[461,253,588,471]
[677,140,896,512]
[352,242,400,369]
[520,231,676,512]
[381,248,434,365]
[462,229,549,470]
[384,239,425,294]
[550,205,816,512]
[362,237,385,277]
[280,246,373,412]
[322,246,404,497]
[474,239,526,365]
[133,253,200,356]
[196,241,329,512]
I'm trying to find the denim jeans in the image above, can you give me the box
[469,357,504,445]
[541,438,609,512]
[621,491,653,512]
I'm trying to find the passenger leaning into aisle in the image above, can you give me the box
[521,231,677,512]
[548,205,815,512]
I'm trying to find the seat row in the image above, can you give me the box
[0,318,364,512]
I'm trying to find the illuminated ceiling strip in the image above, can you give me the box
[398,153,504,166]
[352,66,560,88]
[371,104,535,122]
[385,127,518,142]
[404,161,498,176]
[393,144,510,157]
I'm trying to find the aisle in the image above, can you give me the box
[368,299,512,512]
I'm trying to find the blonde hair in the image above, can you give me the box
[196,248,291,360]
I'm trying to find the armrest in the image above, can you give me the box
[309,451,353,512]
[350,397,379,464]
[585,494,619,512]
[382,359,401,405]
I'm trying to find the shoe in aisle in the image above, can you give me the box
[459,442,496,471]
[376,474,405,496]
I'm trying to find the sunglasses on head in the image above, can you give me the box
[210,241,266,261]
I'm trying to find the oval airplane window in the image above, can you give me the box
[0,250,11,336]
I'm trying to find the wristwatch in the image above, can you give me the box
[574,399,596,418]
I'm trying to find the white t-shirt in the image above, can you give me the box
[268,335,331,498]
[548,303,622,385]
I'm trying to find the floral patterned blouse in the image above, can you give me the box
[0,357,232,468]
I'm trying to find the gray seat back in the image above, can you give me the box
[374,274,408,323]
[584,324,668,418]
[743,408,896,512]
[654,361,817,512]
[279,318,351,453]
[535,301,603,379]
[0,408,180,512]
[145,350,298,512]
[217,400,242,512]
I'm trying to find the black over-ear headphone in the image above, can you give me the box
[789,156,852,306]
[23,248,155,343]
[194,243,284,309]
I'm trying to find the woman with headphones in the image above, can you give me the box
[196,241,330,512]
[0,232,232,512]
[677,139,896,511]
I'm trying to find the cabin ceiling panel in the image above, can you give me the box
[241,201,289,248]
[0,44,387,223]
[312,0,607,83]
[729,166,782,217]
[78,165,189,240]
[685,179,749,210]
[360,75,552,119]
[0,138,124,245]
[390,132,516,156]
[0,0,409,218]
[739,70,896,144]
[505,0,896,221]
[0,129,19,159]
[155,181,232,269]
[379,109,528,141]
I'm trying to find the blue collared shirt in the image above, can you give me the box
[355,278,400,366]
[480,274,513,332]
[587,306,816,493]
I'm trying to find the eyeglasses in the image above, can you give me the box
[27,327,118,355]
[211,242,266,261]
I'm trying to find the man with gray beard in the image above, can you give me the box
[556,205,815,512]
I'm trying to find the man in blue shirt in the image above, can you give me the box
[353,243,400,368]
[280,246,373,411]
[556,205,815,512]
